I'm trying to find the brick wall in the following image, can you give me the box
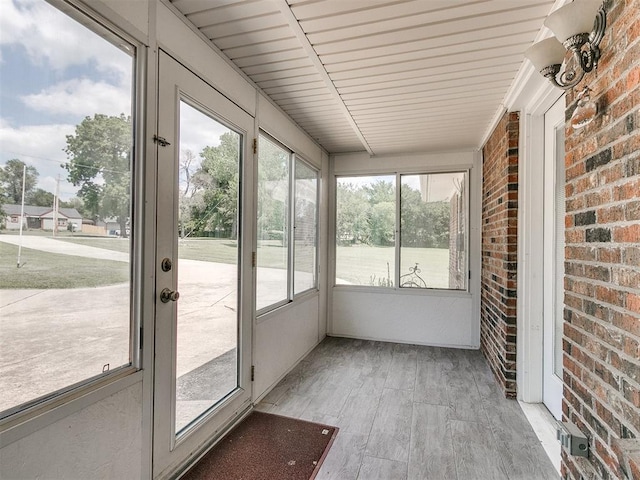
[562,0,640,478]
[481,111,519,398]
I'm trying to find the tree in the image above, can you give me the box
[257,136,289,242]
[64,114,132,237]
[336,182,370,245]
[181,132,240,238]
[27,188,54,207]
[0,159,38,204]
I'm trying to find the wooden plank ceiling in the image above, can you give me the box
[171,0,555,155]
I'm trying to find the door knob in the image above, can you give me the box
[160,288,180,303]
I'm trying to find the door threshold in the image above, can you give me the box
[518,401,561,475]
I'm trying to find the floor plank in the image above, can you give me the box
[408,402,456,480]
[358,456,407,480]
[254,337,559,480]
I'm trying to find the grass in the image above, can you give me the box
[0,242,129,289]
[2,235,452,289]
[335,245,451,288]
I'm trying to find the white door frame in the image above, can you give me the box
[516,83,564,404]
[152,50,254,479]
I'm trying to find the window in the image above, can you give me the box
[0,0,136,418]
[335,172,468,290]
[336,175,396,286]
[256,133,319,313]
[293,159,318,294]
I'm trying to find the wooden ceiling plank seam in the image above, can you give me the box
[257,74,323,89]
[269,89,334,101]
[297,0,489,34]
[337,66,518,95]
[213,27,294,50]
[341,77,513,102]
[186,1,279,28]
[223,37,300,59]
[332,56,524,89]
[346,89,506,112]
[242,57,317,76]
[276,0,374,155]
[312,14,550,56]
[357,114,494,129]
[327,51,526,82]
[171,0,246,16]
[354,108,498,125]
[343,85,509,107]
[324,35,536,75]
[305,2,552,45]
[321,22,541,65]
[352,100,501,119]
[233,49,310,68]
[289,0,409,21]
[251,66,320,83]
[263,81,328,95]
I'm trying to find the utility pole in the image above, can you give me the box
[53,175,60,236]
[17,164,26,268]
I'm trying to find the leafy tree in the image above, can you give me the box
[181,132,240,238]
[0,159,38,204]
[27,188,54,207]
[257,136,289,242]
[60,197,86,217]
[364,180,395,246]
[63,114,132,237]
[336,182,369,245]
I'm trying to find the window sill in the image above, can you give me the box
[332,284,471,298]
[256,289,320,324]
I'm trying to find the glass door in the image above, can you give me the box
[543,95,565,420]
[153,51,253,478]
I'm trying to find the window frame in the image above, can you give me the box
[334,169,470,293]
[255,132,319,316]
[0,0,144,428]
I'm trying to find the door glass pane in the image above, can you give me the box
[554,125,566,378]
[400,173,467,290]
[175,101,239,433]
[0,0,133,415]
[293,159,318,295]
[335,175,395,286]
[256,135,290,311]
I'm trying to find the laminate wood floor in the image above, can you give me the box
[255,336,559,480]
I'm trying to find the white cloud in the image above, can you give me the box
[179,102,232,160]
[0,120,78,199]
[21,78,132,117]
[0,0,132,77]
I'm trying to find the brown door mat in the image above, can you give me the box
[181,411,339,480]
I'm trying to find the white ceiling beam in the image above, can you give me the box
[275,0,374,155]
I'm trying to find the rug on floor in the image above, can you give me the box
[181,411,339,480]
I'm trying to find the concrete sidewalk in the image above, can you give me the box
[0,235,129,262]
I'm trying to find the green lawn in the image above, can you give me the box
[0,242,129,289]
[335,245,451,288]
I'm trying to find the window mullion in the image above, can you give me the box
[395,172,401,289]
[288,153,295,301]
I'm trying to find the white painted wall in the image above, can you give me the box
[329,151,482,348]
[253,294,321,400]
[1,382,143,480]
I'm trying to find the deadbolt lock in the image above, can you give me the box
[161,258,172,272]
[160,288,180,303]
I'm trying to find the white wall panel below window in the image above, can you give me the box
[332,289,475,348]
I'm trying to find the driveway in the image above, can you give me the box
[0,234,240,416]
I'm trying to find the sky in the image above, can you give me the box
[0,0,134,201]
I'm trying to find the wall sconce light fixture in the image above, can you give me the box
[524,0,606,89]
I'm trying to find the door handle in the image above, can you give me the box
[160,288,180,303]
